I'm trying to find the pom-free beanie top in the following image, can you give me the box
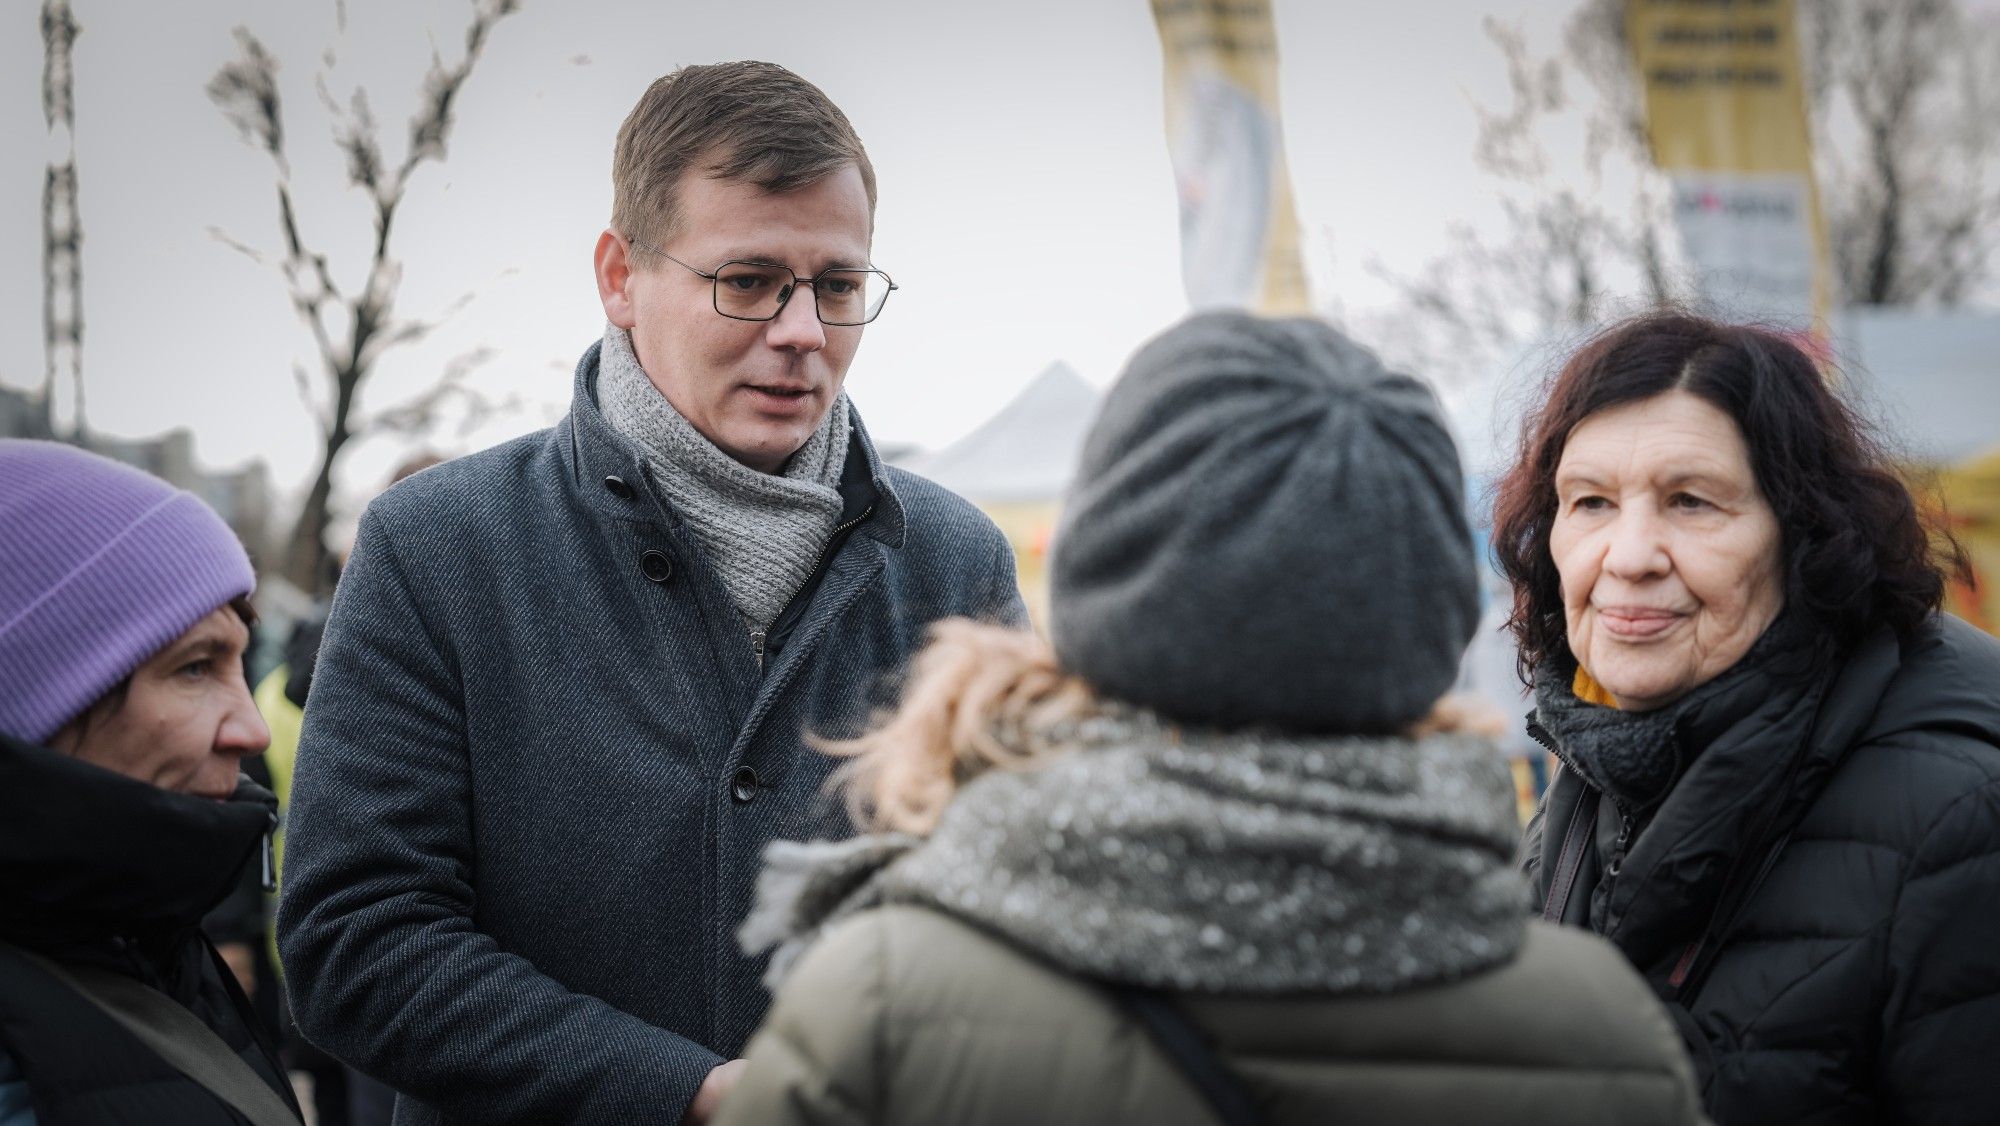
[1049,311,1479,734]
[0,440,255,745]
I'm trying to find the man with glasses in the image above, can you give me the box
[278,62,1025,1126]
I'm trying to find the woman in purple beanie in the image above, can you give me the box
[0,440,303,1125]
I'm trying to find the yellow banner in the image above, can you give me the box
[1151,0,1311,315]
[1628,0,1831,329]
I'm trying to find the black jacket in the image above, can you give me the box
[0,735,298,1125]
[1522,614,2000,1124]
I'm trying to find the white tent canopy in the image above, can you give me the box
[902,362,1100,504]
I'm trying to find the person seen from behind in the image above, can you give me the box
[252,453,440,1126]
[717,312,1707,1126]
[1503,312,2000,1124]
[0,440,302,1126]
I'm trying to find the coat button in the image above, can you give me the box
[603,475,633,499]
[640,550,673,583]
[731,766,760,804]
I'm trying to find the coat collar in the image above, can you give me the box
[1533,615,1823,817]
[561,340,908,548]
[0,734,275,956]
[1582,625,1903,967]
[743,710,1528,995]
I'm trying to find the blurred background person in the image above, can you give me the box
[0,440,302,1126]
[1500,312,2000,1124]
[248,453,439,1126]
[717,313,1705,1126]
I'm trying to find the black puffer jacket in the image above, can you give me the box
[1523,614,2000,1125]
[0,735,299,1125]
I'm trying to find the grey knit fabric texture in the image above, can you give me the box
[1049,310,1479,734]
[597,325,850,631]
[741,706,1527,994]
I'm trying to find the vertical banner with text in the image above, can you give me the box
[1150,0,1311,315]
[1628,0,1830,332]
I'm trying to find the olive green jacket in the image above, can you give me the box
[718,907,1705,1126]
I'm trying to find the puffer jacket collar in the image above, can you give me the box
[1541,624,1904,975]
[1532,615,1822,820]
[0,733,275,974]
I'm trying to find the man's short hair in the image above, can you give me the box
[612,61,877,256]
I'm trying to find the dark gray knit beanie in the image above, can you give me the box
[1049,311,1478,734]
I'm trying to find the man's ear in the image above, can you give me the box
[595,229,638,329]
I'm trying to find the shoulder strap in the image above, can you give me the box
[1106,986,1265,1126]
[1,941,301,1126]
[1541,790,1600,924]
[1667,824,1800,1002]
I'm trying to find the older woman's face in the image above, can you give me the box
[1550,390,1784,711]
[50,606,269,799]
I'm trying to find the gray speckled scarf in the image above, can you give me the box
[597,324,850,631]
[742,708,1528,994]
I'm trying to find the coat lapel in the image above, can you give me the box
[732,537,888,762]
[1601,629,1905,971]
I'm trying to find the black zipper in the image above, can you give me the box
[1528,720,1596,814]
[260,813,278,892]
[1528,719,1639,878]
[1528,719,1642,827]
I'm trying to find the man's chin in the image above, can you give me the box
[720,429,812,475]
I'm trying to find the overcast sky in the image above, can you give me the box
[0,0,1720,505]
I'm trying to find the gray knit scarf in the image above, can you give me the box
[1530,613,1809,817]
[597,325,851,631]
[742,708,1529,995]
[1531,614,1815,930]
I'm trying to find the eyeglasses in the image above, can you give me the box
[632,240,897,327]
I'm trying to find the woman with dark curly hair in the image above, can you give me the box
[1500,311,2000,1125]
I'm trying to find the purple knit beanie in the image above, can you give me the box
[0,440,256,745]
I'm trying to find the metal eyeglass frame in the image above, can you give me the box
[630,238,897,326]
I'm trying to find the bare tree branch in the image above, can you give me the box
[337,88,386,196]
[1370,7,1674,390]
[209,0,521,593]
[207,30,286,175]
[291,361,326,434]
[1806,0,1997,305]
[361,346,496,437]
[402,0,519,183]
[1374,0,2000,395]
[206,225,266,266]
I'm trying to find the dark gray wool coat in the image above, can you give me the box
[276,341,1025,1126]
